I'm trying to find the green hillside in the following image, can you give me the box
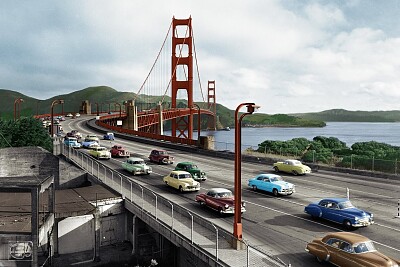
[0,86,325,127]
[292,109,400,122]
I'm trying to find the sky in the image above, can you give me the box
[1,0,400,114]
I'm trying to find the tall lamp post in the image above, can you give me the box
[51,99,64,137]
[233,103,259,244]
[14,98,24,120]
[192,104,201,146]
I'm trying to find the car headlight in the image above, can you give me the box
[242,202,246,207]
[224,204,229,209]
[354,216,359,221]
[370,213,373,218]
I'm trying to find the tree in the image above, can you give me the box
[0,117,52,151]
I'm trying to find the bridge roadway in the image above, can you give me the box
[62,115,400,266]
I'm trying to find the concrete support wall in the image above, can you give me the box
[58,215,94,254]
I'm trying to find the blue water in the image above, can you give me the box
[167,122,400,151]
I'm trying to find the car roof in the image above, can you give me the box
[170,170,191,175]
[208,188,232,194]
[320,198,349,203]
[94,146,106,149]
[127,157,144,161]
[177,161,194,165]
[256,173,281,179]
[323,232,370,244]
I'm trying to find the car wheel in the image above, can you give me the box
[97,155,100,160]
[165,181,168,186]
[272,188,279,197]
[219,208,224,215]
[179,186,184,193]
[292,170,298,176]
[273,166,279,172]
[316,256,323,263]
[252,185,257,191]
[132,171,136,176]
[199,201,205,206]
[343,220,353,230]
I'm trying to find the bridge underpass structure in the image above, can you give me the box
[59,141,287,267]
[92,16,217,146]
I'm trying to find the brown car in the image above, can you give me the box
[195,188,246,215]
[148,149,174,164]
[306,232,400,267]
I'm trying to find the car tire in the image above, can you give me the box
[179,186,184,193]
[343,220,353,230]
[252,185,257,191]
[97,155,99,160]
[292,170,298,176]
[165,181,168,186]
[272,188,279,197]
[316,256,323,263]
[199,201,205,206]
[273,166,279,172]
[219,208,224,215]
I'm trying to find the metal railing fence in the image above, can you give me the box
[60,143,287,267]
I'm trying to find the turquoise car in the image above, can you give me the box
[63,137,81,149]
[248,173,295,196]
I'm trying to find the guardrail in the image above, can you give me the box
[59,143,287,267]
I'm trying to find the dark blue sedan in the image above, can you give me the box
[304,198,374,229]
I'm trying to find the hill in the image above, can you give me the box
[292,109,400,122]
[0,86,325,127]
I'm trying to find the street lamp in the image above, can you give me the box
[233,103,260,243]
[51,99,64,137]
[14,98,24,120]
[192,104,201,146]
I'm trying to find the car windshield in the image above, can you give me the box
[353,241,376,253]
[84,139,92,142]
[269,176,283,182]
[133,161,143,164]
[98,148,106,151]
[178,173,192,179]
[159,151,166,155]
[339,201,355,209]
[215,191,233,198]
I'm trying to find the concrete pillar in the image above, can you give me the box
[131,215,137,255]
[133,106,138,131]
[53,218,59,257]
[31,187,39,267]
[157,103,164,135]
[94,209,101,262]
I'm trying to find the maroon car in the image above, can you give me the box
[110,145,130,158]
[195,188,246,215]
[148,149,174,164]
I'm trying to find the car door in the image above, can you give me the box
[325,238,343,265]
[323,201,341,223]
[335,241,357,267]
[205,191,217,209]
[281,161,291,173]
[261,178,272,192]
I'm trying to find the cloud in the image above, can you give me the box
[0,0,399,114]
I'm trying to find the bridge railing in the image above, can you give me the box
[60,143,287,267]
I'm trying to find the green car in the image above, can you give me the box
[174,162,207,181]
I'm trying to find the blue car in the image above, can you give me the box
[81,139,99,148]
[304,198,374,229]
[248,173,295,196]
[103,132,115,140]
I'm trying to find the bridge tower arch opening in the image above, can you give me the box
[171,17,193,139]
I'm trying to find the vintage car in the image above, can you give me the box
[304,198,374,229]
[68,130,82,139]
[163,170,200,192]
[195,188,246,215]
[103,132,115,140]
[65,113,73,117]
[148,149,174,164]
[75,113,81,117]
[81,138,99,149]
[110,145,130,157]
[89,146,111,160]
[306,232,400,266]
[248,173,295,196]
[273,159,311,175]
[122,157,152,175]
[63,137,81,148]
[85,134,99,142]
[174,162,207,181]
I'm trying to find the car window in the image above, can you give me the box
[339,242,353,253]
[270,176,283,182]
[257,176,263,181]
[319,201,328,207]
[263,178,270,182]
[326,238,341,248]
[173,174,178,179]
[354,241,376,253]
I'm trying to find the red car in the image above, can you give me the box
[148,149,174,164]
[110,145,130,158]
[195,188,246,215]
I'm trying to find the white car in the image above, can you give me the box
[75,113,81,117]
[66,113,73,117]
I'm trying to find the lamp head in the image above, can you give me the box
[246,104,260,114]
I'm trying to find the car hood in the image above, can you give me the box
[355,251,398,266]
[339,208,371,217]
[272,181,294,188]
